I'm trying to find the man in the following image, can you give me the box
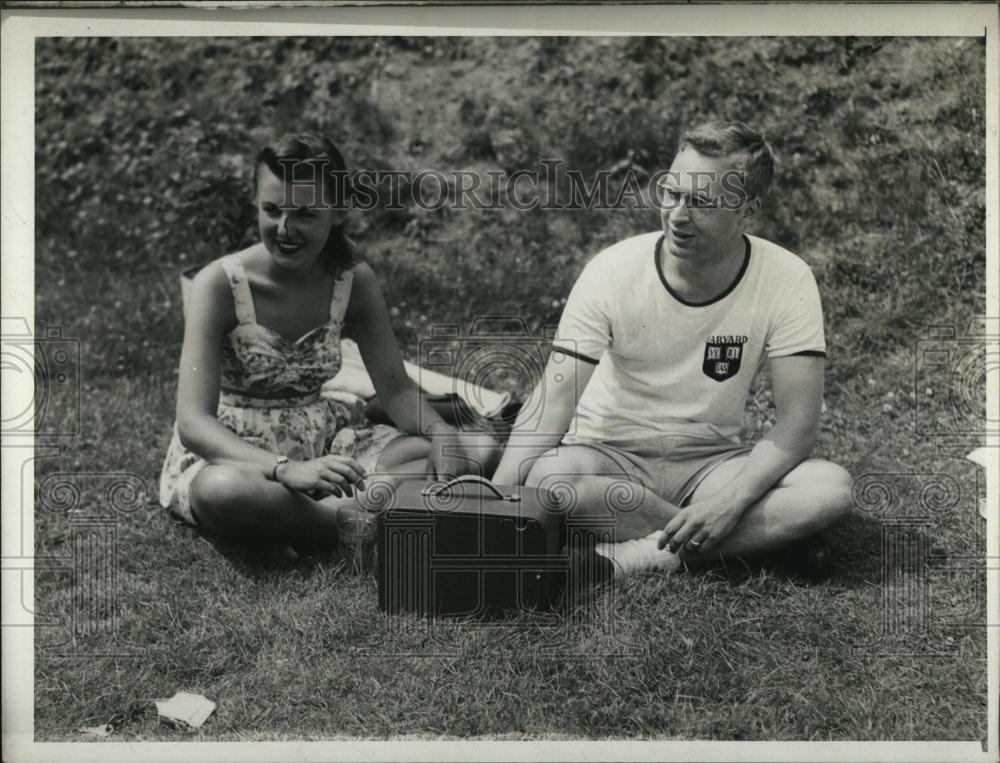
[491,121,852,578]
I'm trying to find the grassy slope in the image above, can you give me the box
[32,36,987,740]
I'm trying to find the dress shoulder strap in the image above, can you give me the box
[329,267,354,323]
[218,254,257,325]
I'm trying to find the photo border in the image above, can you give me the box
[2,3,997,762]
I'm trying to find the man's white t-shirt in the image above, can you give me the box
[553,232,826,445]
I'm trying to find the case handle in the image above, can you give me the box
[421,475,521,502]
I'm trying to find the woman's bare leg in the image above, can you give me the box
[190,434,504,545]
[190,464,353,546]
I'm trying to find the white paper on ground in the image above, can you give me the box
[966,448,990,519]
[79,723,113,738]
[155,691,216,729]
[966,447,989,468]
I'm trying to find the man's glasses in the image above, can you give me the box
[654,178,753,214]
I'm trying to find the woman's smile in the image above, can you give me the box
[275,238,305,255]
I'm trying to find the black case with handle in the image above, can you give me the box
[376,475,570,617]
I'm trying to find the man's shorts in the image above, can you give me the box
[559,435,752,507]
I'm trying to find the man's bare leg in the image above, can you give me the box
[523,446,682,540]
[675,456,853,563]
[523,446,685,577]
[524,448,852,577]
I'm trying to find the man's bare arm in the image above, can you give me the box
[491,351,596,486]
[722,354,823,508]
[659,354,824,553]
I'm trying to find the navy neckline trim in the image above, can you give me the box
[655,234,752,307]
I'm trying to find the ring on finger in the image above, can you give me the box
[686,539,702,550]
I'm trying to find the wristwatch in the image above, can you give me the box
[271,455,290,482]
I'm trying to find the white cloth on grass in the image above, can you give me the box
[322,338,511,418]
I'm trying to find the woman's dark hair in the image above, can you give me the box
[254,133,355,276]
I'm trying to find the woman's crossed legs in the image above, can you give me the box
[190,432,507,547]
[189,435,434,546]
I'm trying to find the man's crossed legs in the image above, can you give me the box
[523,439,853,576]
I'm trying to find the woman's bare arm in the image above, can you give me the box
[346,262,447,434]
[346,262,495,478]
[174,260,284,479]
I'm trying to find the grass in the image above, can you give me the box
[30,35,988,742]
[34,513,987,740]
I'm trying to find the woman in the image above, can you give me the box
[159,132,488,548]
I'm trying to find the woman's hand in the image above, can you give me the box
[275,455,367,497]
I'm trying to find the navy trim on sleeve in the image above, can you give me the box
[787,350,827,358]
[551,346,600,365]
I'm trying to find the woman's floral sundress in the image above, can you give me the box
[159,254,402,525]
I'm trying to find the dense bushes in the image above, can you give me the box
[35,36,985,397]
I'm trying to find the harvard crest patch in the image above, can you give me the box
[703,335,748,382]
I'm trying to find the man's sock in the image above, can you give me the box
[593,531,681,577]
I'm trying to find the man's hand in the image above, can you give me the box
[425,424,498,481]
[491,350,597,486]
[657,486,748,555]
